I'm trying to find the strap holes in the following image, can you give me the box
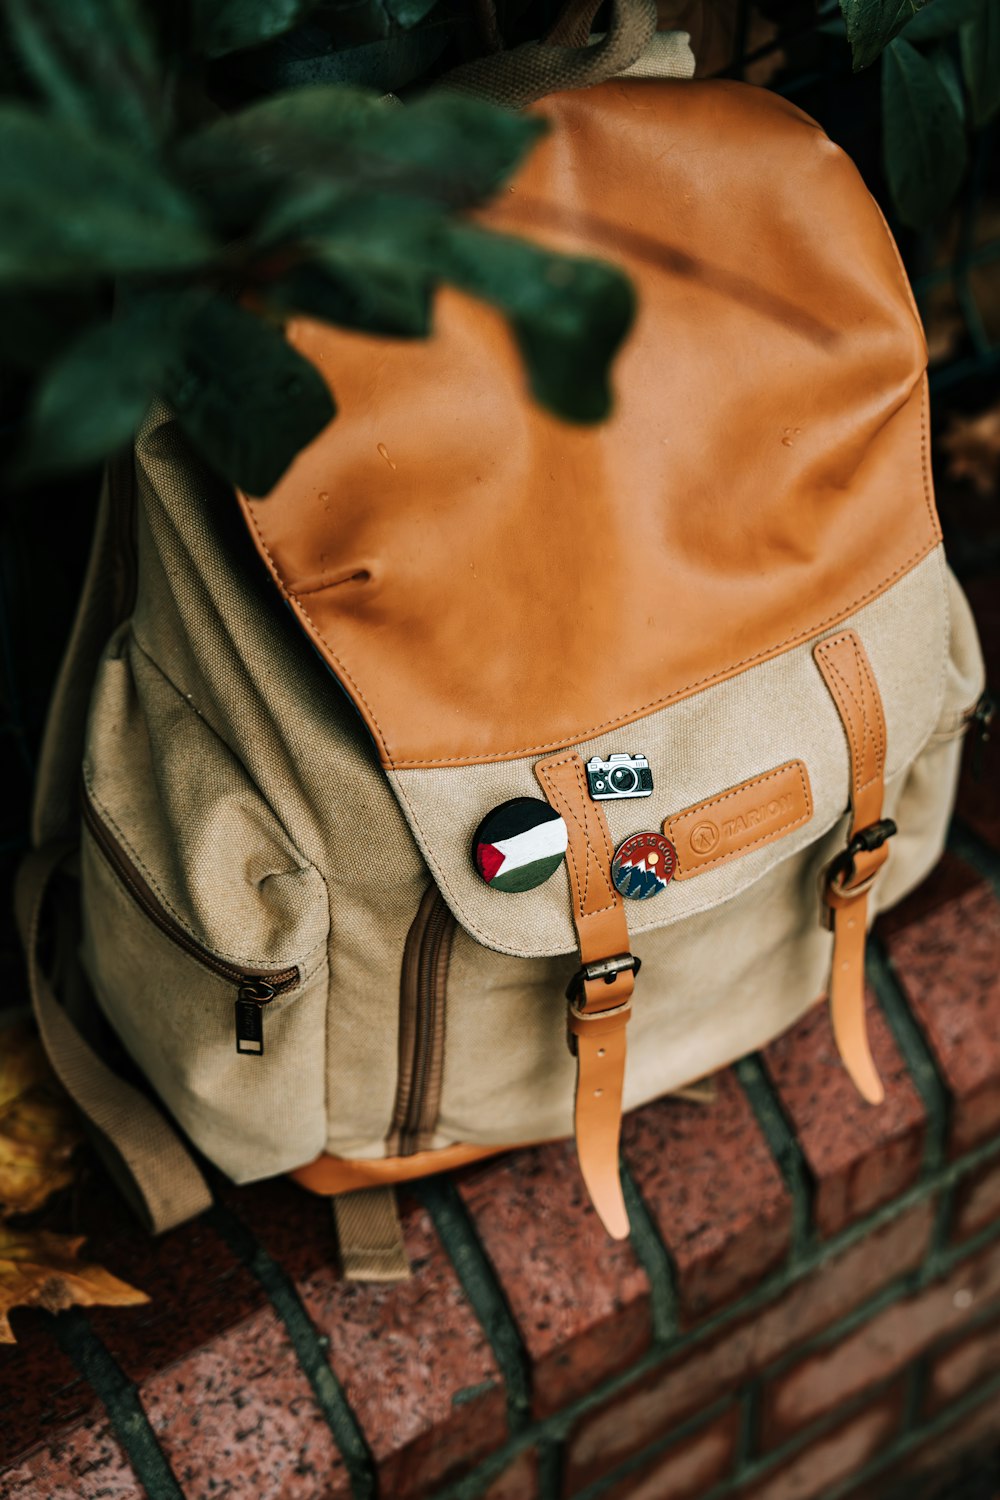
[594,1088,604,1098]
[597,1047,606,1057]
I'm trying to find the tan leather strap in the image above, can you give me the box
[15,844,213,1233]
[814,630,892,1105]
[535,752,634,1240]
[332,1187,411,1283]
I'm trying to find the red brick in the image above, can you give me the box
[593,1405,742,1500]
[761,1233,1000,1446]
[0,1313,94,1468]
[763,990,926,1237]
[622,1069,791,1323]
[261,1190,508,1500]
[739,1383,905,1500]
[0,1415,141,1499]
[924,1309,1000,1416]
[483,1448,540,1500]
[138,1300,350,1500]
[563,1201,934,1493]
[881,871,1000,1156]
[893,1389,1000,1499]
[953,1158,1000,1243]
[455,1141,651,1417]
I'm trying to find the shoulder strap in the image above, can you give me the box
[15,844,213,1233]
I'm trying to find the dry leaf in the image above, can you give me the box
[0,1024,81,1217]
[940,402,1000,498]
[0,1228,148,1342]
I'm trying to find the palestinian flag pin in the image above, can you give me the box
[473,798,568,893]
[611,831,677,900]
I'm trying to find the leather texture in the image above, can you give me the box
[664,759,813,879]
[814,630,890,1105]
[240,79,939,771]
[535,751,634,1237]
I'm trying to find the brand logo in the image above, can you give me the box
[722,792,795,840]
[690,822,720,854]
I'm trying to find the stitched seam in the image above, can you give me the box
[537,755,617,917]
[819,636,887,796]
[666,762,813,875]
[381,543,939,765]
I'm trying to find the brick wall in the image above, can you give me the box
[1,588,998,1500]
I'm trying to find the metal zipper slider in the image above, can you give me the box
[235,979,276,1055]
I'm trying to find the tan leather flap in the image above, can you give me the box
[385,551,949,958]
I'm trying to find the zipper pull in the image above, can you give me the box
[235,979,276,1056]
[969,690,995,782]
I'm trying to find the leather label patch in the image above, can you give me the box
[663,760,813,880]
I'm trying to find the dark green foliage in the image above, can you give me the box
[1,0,634,491]
[841,0,928,69]
[959,0,1000,125]
[882,36,967,227]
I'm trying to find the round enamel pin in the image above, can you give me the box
[473,798,568,893]
[611,832,677,900]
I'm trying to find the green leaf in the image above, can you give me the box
[0,286,103,370]
[165,297,335,493]
[882,37,968,227]
[0,108,213,282]
[5,0,162,150]
[903,0,980,43]
[15,297,188,478]
[177,87,546,224]
[192,0,324,58]
[930,44,965,119]
[265,260,432,337]
[960,0,1000,124]
[384,0,440,26]
[438,226,635,424]
[841,0,929,68]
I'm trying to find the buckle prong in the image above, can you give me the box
[565,952,641,1003]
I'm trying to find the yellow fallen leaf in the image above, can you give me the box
[0,1229,148,1343]
[0,1023,81,1217]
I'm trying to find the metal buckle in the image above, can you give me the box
[827,817,898,893]
[565,952,642,1002]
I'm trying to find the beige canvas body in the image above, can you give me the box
[26,76,987,1217]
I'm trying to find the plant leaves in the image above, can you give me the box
[0,1229,147,1343]
[0,107,214,282]
[960,0,1000,124]
[5,0,162,150]
[438,226,635,424]
[165,296,336,492]
[176,87,546,228]
[16,296,192,479]
[0,1023,80,1219]
[265,260,433,337]
[384,0,441,27]
[882,36,968,227]
[841,0,929,68]
[903,0,980,42]
[192,0,324,58]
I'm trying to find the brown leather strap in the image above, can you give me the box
[814,630,891,1105]
[535,752,633,1239]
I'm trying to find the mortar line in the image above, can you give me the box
[411,1175,533,1428]
[53,1309,185,1500]
[431,1130,1000,1500]
[735,1054,814,1259]
[619,1154,679,1344]
[536,1437,564,1500]
[949,817,1000,898]
[868,937,950,1173]
[206,1202,376,1500]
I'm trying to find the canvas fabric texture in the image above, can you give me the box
[23,72,988,1220]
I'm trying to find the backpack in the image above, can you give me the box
[17,12,987,1280]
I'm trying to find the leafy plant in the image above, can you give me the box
[0,0,635,493]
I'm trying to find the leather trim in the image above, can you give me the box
[664,760,812,879]
[289,1141,514,1195]
[814,629,889,1104]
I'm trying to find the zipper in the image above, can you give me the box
[81,791,300,1055]
[390,885,456,1155]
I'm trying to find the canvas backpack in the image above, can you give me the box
[17,1,989,1279]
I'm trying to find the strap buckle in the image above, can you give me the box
[565,952,642,1003]
[826,817,897,897]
